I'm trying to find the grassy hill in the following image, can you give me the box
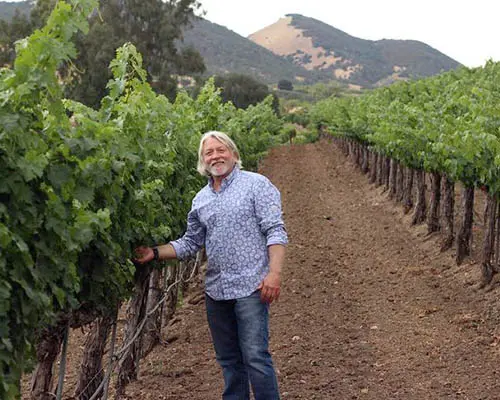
[181,17,328,85]
[250,14,461,87]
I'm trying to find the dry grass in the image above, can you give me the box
[248,16,360,79]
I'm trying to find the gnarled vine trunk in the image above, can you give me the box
[388,159,397,199]
[384,157,391,191]
[141,269,164,358]
[348,141,355,164]
[354,143,361,167]
[180,260,191,295]
[163,263,180,335]
[115,264,152,399]
[376,154,384,187]
[30,322,66,400]
[403,167,414,214]
[369,152,378,184]
[456,186,475,265]
[440,176,455,252]
[412,169,427,225]
[427,171,442,233]
[74,314,114,400]
[361,147,369,174]
[396,163,405,203]
[481,194,498,285]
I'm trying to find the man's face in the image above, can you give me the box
[202,137,237,178]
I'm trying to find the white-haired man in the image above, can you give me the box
[135,131,287,399]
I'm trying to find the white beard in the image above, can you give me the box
[209,161,234,177]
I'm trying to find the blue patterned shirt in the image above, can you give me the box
[170,166,288,300]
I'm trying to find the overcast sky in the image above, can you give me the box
[2,0,497,68]
[197,0,498,68]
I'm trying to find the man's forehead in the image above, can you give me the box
[203,137,227,149]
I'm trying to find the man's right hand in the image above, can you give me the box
[133,246,154,264]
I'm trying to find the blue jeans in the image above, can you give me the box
[205,290,280,400]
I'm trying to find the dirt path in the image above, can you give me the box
[122,141,500,399]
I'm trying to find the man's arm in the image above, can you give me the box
[253,177,288,247]
[133,243,178,264]
[134,195,206,264]
[268,244,285,276]
[252,177,288,304]
[258,244,285,303]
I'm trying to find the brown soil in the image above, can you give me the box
[23,141,500,399]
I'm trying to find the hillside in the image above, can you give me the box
[0,3,462,88]
[0,2,323,86]
[0,0,30,21]
[249,14,461,87]
[180,17,329,85]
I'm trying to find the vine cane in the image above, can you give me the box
[56,321,70,400]
[102,307,119,400]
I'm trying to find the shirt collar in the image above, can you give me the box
[209,165,240,192]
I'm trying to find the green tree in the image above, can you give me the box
[67,0,206,107]
[1,0,206,107]
[214,73,277,112]
[0,9,32,66]
[278,78,293,91]
[29,0,58,29]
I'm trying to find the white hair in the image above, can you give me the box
[197,131,243,176]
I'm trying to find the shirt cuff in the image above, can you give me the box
[170,240,187,261]
[266,226,288,247]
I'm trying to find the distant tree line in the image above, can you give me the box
[214,73,279,114]
[278,79,293,91]
[0,1,283,112]
[0,0,206,108]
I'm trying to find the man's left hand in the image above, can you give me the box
[257,272,281,304]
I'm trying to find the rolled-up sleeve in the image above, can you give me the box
[253,177,288,246]
[170,204,206,260]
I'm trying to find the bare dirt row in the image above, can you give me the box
[127,141,500,399]
[28,141,500,399]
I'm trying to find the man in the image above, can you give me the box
[134,131,287,400]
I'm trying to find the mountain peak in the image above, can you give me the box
[249,15,349,76]
[248,13,461,87]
